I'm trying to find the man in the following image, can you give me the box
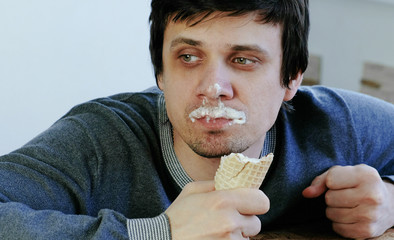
[0,0,393,239]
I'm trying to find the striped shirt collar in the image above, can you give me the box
[158,95,276,190]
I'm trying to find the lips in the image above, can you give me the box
[193,117,235,130]
[188,101,247,127]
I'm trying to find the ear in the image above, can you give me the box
[157,74,164,91]
[283,71,303,101]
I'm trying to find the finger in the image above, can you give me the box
[181,181,216,196]
[239,215,261,238]
[230,231,249,240]
[327,203,382,225]
[302,171,328,198]
[326,165,361,189]
[332,222,381,239]
[214,188,270,215]
[325,165,380,190]
[232,188,270,215]
[332,222,363,239]
[325,188,359,208]
[326,206,357,224]
[303,165,378,199]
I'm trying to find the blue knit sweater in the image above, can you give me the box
[0,86,393,239]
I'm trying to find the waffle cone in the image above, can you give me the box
[214,153,273,190]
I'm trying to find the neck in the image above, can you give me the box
[174,135,220,181]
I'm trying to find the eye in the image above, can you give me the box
[233,57,255,65]
[181,54,199,63]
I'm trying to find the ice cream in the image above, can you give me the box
[214,153,273,190]
[189,99,246,125]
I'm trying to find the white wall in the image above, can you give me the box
[1,0,394,155]
[309,0,394,90]
[0,0,155,155]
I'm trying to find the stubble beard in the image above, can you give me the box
[179,102,251,158]
[186,130,250,158]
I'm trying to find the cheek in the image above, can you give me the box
[163,87,191,125]
[164,91,180,117]
[246,87,285,127]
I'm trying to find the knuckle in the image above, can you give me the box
[333,222,378,239]
[263,198,270,214]
[358,223,379,238]
[325,177,335,189]
[252,215,262,231]
[360,185,384,206]
[324,190,332,204]
[366,191,384,205]
[354,204,382,223]
[324,190,339,206]
[325,208,332,219]
[325,166,343,188]
[220,218,239,233]
[332,223,353,238]
[367,210,379,223]
[356,210,377,223]
[356,164,380,181]
[325,207,336,220]
[256,190,270,213]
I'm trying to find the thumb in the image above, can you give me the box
[302,171,328,198]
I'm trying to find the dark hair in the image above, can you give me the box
[149,0,309,88]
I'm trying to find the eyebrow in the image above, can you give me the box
[230,44,270,57]
[170,37,203,49]
[170,37,270,57]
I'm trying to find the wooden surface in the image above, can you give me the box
[251,224,394,240]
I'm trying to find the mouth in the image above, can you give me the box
[188,101,246,126]
[193,117,237,131]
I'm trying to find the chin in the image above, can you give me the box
[186,131,252,158]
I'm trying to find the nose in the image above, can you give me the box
[197,62,234,100]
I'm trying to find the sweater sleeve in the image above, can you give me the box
[127,214,172,240]
[0,116,132,239]
[0,94,171,239]
[0,201,171,240]
[0,202,171,240]
[0,202,129,240]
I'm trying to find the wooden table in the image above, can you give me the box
[251,224,394,240]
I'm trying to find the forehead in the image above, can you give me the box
[163,12,282,51]
[166,10,279,32]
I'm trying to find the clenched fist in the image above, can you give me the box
[303,164,394,239]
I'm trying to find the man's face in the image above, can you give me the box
[158,12,299,158]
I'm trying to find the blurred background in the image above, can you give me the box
[1,0,394,155]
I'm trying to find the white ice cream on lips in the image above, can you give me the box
[188,99,246,125]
